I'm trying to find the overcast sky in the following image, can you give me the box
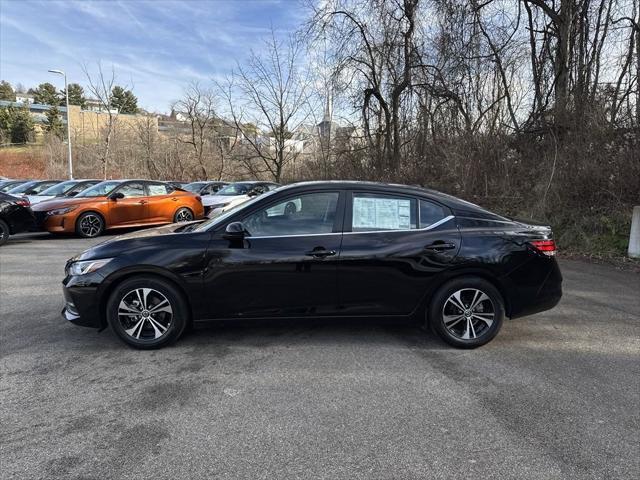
[0,0,305,112]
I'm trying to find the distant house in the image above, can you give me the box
[15,93,35,105]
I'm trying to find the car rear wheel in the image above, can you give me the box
[428,277,504,348]
[174,207,194,223]
[0,219,9,246]
[106,276,188,349]
[76,212,104,238]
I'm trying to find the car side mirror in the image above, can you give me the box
[109,192,125,200]
[223,221,247,240]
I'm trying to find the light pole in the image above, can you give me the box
[48,69,73,179]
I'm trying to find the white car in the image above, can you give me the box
[26,179,100,205]
[203,181,279,217]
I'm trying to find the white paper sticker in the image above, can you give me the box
[353,197,411,230]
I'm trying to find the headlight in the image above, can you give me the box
[69,258,113,276]
[47,206,77,216]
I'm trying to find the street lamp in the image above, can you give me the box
[48,69,73,179]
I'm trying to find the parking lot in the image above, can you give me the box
[1,232,639,480]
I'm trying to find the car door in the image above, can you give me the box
[201,190,345,318]
[107,182,148,226]
[337,191,461,316]
[144,181,175,223]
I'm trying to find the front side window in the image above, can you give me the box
[147,183,171,196]
[117,183,145,198]
[352,193,417,232]
[217,183,251,196]
[243,192,339,237]
[76,181,121,197]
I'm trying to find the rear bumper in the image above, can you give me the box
[508,257,563,319]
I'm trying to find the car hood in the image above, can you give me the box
[74,220,203,261]
[202,194,247,207]
[31,196,107,211]
[27,194,56,204]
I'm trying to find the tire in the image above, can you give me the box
[76,212,105,238]
[428,276,504,349]
[174,207,194,223]
[106,275,189,349]
[0,219,9,246]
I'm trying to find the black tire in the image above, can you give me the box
[106,275,189,349]
[0,219,9,246]
[174,207,194,223]
[75,212,105,238]
[428,276,504,349]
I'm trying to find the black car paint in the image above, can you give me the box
[0,192,36,235]
[62,182,562,329]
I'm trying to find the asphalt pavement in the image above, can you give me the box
[1,232,639,480]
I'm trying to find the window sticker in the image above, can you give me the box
[353,197,411,230]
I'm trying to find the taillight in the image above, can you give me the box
[15,198,30,207]
[195,196,202,202]
[530,239,556,256]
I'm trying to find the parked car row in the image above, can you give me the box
[0,177,281,245]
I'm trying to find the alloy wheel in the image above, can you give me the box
[175,209,193,222]
[118,288,173,340]
[79,214,102,237]
[442,288,495,340]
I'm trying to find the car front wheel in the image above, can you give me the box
[428,277,505,348]
[106,276,188,349]
[76,212,104,238]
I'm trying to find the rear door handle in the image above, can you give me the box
[138,200,148,205]
[424,242,456,251]
[171,197,179,201]
[305,249,337,258]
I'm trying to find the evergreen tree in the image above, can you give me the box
[44,106,64,139]
[0,106,34,143]
[110,86,138,114]
[0,81,16,101]
[62,83,86,108]
[33,82,60,105]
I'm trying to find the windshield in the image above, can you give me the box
[216,183,253,196]
[7,181,39,194]
[193,188,279,232]
[38,180,77,196]
[184,182,206,193]
[76,181,122,197]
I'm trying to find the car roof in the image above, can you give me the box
[273,181,501,217]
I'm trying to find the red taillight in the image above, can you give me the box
[15,198,30,207]
[530,239,556,256]
[195,196,202,202]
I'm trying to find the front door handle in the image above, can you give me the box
[305,248,337,258]
[424,242,456,251]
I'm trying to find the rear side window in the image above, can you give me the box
[419,200,448,228]
[147,183,171,196]
[352,193,417,231]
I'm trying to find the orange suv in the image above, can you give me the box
[32,180,204,238]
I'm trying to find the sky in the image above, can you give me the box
[0,0,306,113]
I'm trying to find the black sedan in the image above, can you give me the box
[62,181,562,349]
[0,192,36,246]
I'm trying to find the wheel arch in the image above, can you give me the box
[419,268,513,320]
[76,209,107,231]
[98,267,194,329]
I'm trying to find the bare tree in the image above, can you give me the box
[220,29,311,182]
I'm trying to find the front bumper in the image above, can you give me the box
[61,275,103,328]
